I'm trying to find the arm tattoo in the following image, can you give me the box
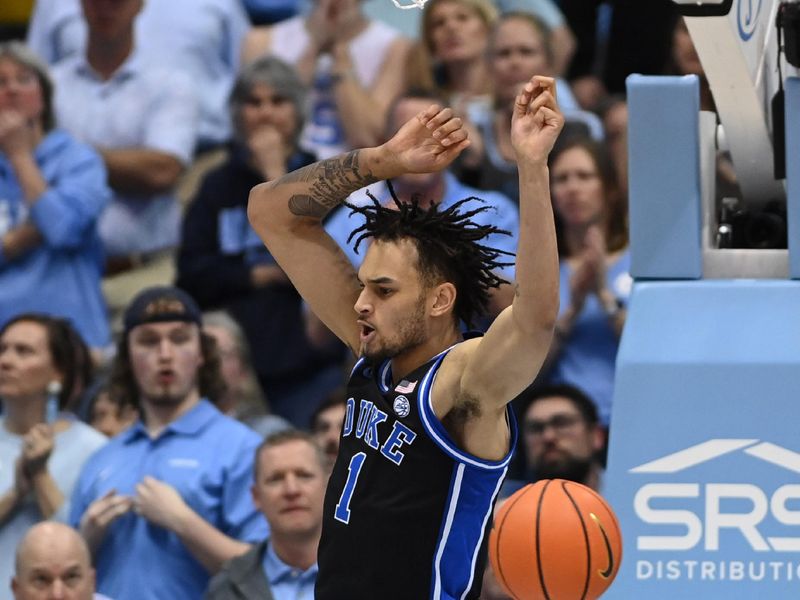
[284,150,379,217]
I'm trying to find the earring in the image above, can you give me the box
[45,381,62,424]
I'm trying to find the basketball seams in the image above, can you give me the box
[493,482,537,600]
[561,480,592,600]
[535,480,553,600]
[571,482,624,569]
[490,479,621,600]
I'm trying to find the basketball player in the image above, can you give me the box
[247,75,564,599]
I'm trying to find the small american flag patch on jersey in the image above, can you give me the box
[394,379,417,394]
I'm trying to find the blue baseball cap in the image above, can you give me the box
[123,286,202,335]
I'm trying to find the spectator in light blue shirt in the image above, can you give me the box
[206,430,325,600]
[0,41,110,351]
[70,286,268,600]
[27,0,250,148]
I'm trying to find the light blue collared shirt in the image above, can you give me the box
[69,400,269,600]
[324,172,520,281]
[51,50,198,256]
[0,129,111,348]
[27,0,249,147]
[263,542,318,600]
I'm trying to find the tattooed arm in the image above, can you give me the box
[247,104,470,352]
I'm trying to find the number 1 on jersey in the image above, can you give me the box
[334,452,366,524]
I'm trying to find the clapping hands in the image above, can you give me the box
[569,224,607,311]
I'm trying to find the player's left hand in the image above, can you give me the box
[510,75,564,164]
[133,476,190,531]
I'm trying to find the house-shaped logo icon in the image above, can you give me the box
[629,439,800,474]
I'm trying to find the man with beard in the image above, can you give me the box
[520,383,606,492]
[69,286,268,600]
[247,75,564,599]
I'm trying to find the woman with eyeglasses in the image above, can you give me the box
[0,313,107,589]
[543,137,631,429]
[0,42,111,355]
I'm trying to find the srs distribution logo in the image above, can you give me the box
[629,439,800,583]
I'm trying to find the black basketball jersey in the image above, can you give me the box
[316,344,517,600]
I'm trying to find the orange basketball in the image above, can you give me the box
[488,479,623,600]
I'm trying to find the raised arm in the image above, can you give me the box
[247,106,470,353]
[459,76,564,410]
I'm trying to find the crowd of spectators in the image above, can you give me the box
[0,0,690,597]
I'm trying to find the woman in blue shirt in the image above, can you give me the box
[545,137,631,428]
[0,41,110,352]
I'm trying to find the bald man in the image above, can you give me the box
[11,522,104,600]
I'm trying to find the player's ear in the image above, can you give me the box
[429,282,456,318]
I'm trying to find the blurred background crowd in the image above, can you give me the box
[0,0,720,598]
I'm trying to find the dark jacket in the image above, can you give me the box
[176,146,346,389]
[205,541,275,600]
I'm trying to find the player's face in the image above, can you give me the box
[128,322,203,408]
[239,82,299,145]
[12,537,95,600]
[312,403,347,468]
[524,397,599,482]
[491,18,550,105]
[252,440,327,539]
[427,0,490,63]
[355,239,429,362]
[0,58,45,123]
[550,146,606,229]
[0,321,60,404]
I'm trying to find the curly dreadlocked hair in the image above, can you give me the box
[346,181,515,329]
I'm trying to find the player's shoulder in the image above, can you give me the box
[437,337,481,383]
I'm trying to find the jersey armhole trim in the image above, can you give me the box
[416,350,517,471]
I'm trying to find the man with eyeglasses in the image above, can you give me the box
[520,383,606,492]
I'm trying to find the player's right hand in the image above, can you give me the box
[383,105,470,175]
